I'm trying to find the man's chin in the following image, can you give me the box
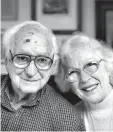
[21,85,43,94]
[20,82,42,94]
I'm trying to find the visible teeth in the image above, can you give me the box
[83,85,97,92]
[86,87,95,91]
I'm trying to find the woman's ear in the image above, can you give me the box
[104,60,113,74]
[109,72,113,86]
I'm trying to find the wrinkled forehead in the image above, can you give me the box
[12,25,53,55]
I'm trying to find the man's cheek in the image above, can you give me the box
[41,71,51,78]
[15,68,24,75]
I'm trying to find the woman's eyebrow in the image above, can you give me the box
[67,67,80,72]
[83,59,98,65]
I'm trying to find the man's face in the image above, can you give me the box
[64,47,112,104]
[6,31,54,94]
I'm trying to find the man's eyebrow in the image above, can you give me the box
[37,53,53,57]
[16,51,52,56]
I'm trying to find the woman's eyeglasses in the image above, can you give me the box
[65,60,103,83]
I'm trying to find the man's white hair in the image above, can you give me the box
[3,21,58,59]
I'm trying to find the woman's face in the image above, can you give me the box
[64,48,112,104]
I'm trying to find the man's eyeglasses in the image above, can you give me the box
[65,60,103,83]
[10,51,54,70]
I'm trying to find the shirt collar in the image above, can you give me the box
[1,74,46,109]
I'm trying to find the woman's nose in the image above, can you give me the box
[80,71,91,83]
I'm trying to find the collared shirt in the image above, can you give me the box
[1,75,85,131]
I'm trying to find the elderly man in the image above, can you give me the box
[1,22,85,131]
[57,32,113,131]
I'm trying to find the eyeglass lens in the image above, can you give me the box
[66,61,101,82]
[13,54,53,70]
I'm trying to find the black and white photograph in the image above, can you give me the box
[42,0,69,14]
[1,0,113,131]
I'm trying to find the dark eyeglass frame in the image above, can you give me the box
[65,59,103,83]
[10,50,54,71]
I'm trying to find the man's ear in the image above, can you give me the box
[51,54,60,75]
[54,64,71,93]
[5,58,8,65]
[5,56,12,73]
[5,58,9,73]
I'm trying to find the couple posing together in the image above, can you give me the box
[1,21,113,131]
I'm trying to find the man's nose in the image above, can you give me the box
[80,71,90,83]
[25,61,41,78]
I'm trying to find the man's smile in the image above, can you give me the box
[21,77,40,82]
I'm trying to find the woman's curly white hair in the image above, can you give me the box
[55,32,113,92]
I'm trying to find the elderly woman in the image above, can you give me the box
[56,32,113,131]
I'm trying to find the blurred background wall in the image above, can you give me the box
[1,0,113,74]
[1,0,113,104]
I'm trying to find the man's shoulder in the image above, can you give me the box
[1,74,8,87]
[45,84,73,106]
[44,84,82,115]
[41,85,85,131]
[1,74,7,82]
